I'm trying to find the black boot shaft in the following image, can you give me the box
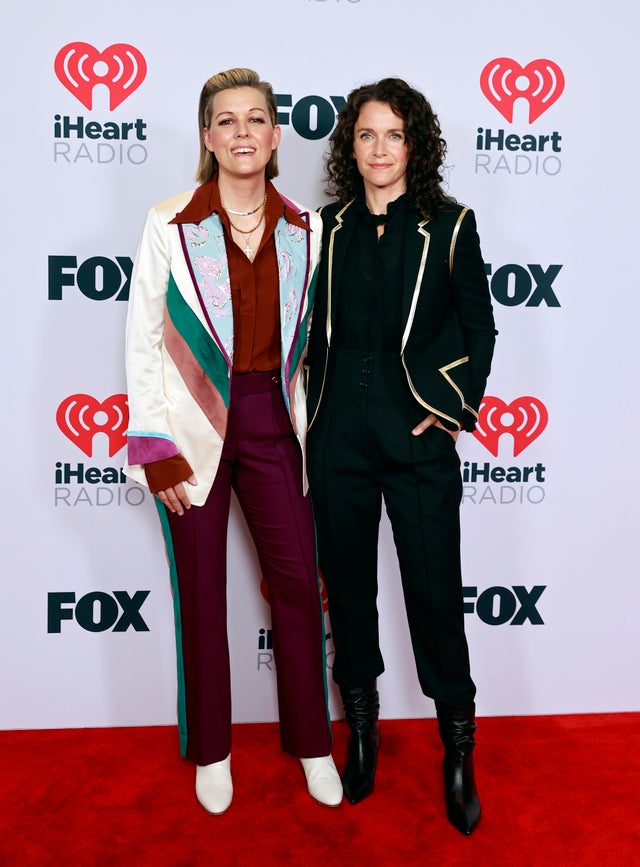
[435,701,477,757]
[435,701,481,835]
[339,681,380,804]
[340,681,381,734]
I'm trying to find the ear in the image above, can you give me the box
[271,124,282,150]
[203,127,214,153]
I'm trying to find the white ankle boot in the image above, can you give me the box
[195,754,233,815]
[300,755,343,806]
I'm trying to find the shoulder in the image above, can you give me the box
[150,189,196,222]
[318,199,355,226]
[426,203,480,244]
[317,200,341,218]
[430,202,473,228]
[277,191,322,234]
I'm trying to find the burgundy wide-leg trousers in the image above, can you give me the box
[160,370,332,766]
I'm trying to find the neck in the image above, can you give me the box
[363,182,406,216]
[217,174,267,212]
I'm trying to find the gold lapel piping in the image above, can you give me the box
[325,199,353,347]
[438,356,470,406]
[312,205,471,431]
[401,207,471,429]
[401,359,460,428]
[400,220,430,353]
[449,207,468,274]
[308,200,352,431]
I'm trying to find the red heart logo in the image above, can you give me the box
[472,396,548,457]
[480,58,565,123]
[56,394,129,457]
[54,42,147,110]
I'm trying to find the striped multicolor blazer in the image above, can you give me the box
[124,186,322,505]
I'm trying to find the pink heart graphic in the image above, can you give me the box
[54,42,147,110]
[480,58,565,123]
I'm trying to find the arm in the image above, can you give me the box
[125,204,198,509]
[449,209,497,431]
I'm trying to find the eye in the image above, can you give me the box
[218,118,234,126]
[359,132,373,140]
[249,116,266,123]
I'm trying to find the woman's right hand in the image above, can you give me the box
[155,475,198,516]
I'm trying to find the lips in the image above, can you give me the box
[232,147,256,154]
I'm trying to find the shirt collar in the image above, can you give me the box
[355,191,409,223]
[169,177,310,232]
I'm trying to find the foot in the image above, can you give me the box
[195,754,233,815]
[340,682,381,804]
[341,729,379,804]
[300,755,343,807]
[443,753,481,835]
[436,701,481,835]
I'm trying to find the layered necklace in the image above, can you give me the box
[222,192,267,262]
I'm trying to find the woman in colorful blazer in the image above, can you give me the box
[125,68,341,815]
[306,78,497,834]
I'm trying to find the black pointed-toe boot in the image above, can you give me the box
[339,681,380,804]
[435,701,481,835]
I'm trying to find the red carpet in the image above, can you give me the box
[0,714,638,866]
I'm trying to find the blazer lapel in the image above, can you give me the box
[400,219,431,352]
[325,200,356,346]
[178,215,233,365]
[275,213,311,407]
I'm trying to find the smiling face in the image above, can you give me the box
[203,86,281,181]
[352,100,409,201]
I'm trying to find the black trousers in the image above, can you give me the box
[307,349,476,709]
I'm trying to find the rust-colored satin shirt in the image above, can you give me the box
[171,177,309,371]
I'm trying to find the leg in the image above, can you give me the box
[379,421,479,833]
[380,424,475,709]
[160,459,233,767]
[307,390,384,690]
[232,374,332,759]
[307,387,384,803]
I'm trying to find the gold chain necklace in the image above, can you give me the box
[221,192,267,216]
[227,209,265,261]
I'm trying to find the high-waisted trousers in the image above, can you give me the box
[159,370,332,765]
[307,350,476,710]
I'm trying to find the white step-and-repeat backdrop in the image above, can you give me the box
[3,0,638,730]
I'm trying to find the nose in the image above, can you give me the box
[373,138,387,156]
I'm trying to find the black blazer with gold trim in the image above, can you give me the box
[306,199,497,432]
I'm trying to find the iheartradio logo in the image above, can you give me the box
[480,58,565,123]
[56,394,129,457]
[54,42,147,110]
[473,396,548,457]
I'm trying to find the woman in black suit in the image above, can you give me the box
[306,77,496,835]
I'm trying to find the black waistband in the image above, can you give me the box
[328,349,409,398]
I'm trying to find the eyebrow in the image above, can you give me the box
[215,107,268,119]
[356,126,404,134]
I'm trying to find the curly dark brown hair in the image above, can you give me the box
[325,78,457,219]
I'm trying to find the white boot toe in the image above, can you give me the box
[300,755,343,807]
[195,754,233,815]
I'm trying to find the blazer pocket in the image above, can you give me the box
[439,356,469,406]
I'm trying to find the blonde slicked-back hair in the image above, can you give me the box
[196,68,279,184]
